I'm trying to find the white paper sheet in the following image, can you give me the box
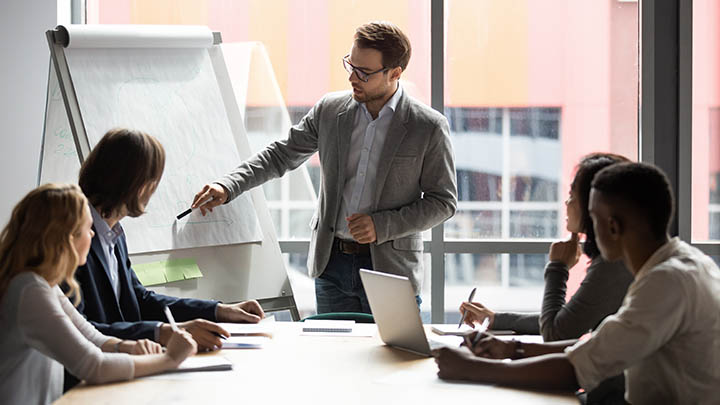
[64,47,262,253]
[221,335,271,349]
[40,66,81,185]
[217,315,276,336]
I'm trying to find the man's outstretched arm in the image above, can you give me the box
[433,347,579,391]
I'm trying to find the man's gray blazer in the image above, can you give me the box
[217,89,457,293]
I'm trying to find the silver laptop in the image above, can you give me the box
[360,268,444,357]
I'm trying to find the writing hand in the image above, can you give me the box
[468,335,514,359]
[459,301,495,329]
[160,319,229,351]
[192,183,228,216]
[165,329,197,365]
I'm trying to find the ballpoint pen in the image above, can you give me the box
[163,306,179,332]
[457,287,477,328]
[470,317,491,347]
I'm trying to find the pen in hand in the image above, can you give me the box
[179,196,218,220]
[458,287,477,329]
[176,208,192,220]
[163,306,179,332]
[464,318,493,350]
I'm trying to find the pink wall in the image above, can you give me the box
[692,0,720,240]
[287,1,330,106]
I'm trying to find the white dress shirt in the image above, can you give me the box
[90,205,124,300]
[335,84,403,240]
[0,272,134,404]
[565,237,720,404]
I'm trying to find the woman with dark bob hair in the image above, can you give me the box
[460,153,634,341]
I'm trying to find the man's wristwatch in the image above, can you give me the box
[511,339,525,360]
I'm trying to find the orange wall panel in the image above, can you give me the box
[446,0,529,106]
[248,0,289,104]
[131,0,208,25]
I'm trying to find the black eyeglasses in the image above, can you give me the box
[342,55,389,82]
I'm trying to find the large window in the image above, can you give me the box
[87,0,640,321]
[691,0,720,242]
[443,0,638,320]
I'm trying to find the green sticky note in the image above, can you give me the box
[182,263,203,279]
[164,264,185,282]
[134,258,203,285]
[165,258,202,281]
[133,264,168,286]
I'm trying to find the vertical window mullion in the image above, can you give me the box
[430,0,445,323]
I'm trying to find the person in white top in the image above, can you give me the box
[0,184,197,405]
[432,162,720,404]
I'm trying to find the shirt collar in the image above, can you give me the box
[634,237,682,280]
[383,82,403,113]
[90,205,124,246]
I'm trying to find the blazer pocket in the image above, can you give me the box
[391,156,417,167]
[392,237,423,252]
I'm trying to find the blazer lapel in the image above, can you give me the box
[114,240,139,320]
[89,229,125,319]
[336,98,358,205]
[89,228,113,287]
[373,95,409,208]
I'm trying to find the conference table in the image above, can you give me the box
[56,323,577,404]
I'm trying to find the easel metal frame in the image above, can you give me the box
[42,27,300,321]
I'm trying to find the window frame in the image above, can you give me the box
[78,0,707,322]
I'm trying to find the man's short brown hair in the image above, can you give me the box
[79,128,165,218]
[355,21,411,71]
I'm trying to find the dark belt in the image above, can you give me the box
[334,238,371,256]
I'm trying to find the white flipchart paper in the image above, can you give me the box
[63,46,261,253]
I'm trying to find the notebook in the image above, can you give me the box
[430,324,475,336]
[166,355,233,373]
[431,324,517,336]
[301,320,354,334]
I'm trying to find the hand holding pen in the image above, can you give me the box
[462,318,515,359]
[457,287,477,329]
[162,306,198,363]
[458,300,496,329]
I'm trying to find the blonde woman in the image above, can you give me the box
[0,184,196,405]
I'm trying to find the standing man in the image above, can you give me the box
[193,21,457,313]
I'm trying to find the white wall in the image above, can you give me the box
[0,0,59,226]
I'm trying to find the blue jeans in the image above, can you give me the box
[315,249,422,314]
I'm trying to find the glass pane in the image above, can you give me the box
[445,0,639,240]
[444,253,590,323]
[283,253,431,322]
[445,210,501,239]
[88,0,431,240]
[692,0,720,241]
[509,210,559,239]
[444,253,551,323]
[283,253,315,320]
[288,210,314,239]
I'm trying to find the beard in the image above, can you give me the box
[351,85,387,104]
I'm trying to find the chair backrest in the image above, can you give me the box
[301,312,375,323]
